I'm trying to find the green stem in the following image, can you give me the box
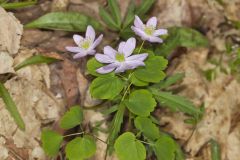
[138,41,145,54]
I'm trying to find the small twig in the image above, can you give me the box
[63,131,85,138]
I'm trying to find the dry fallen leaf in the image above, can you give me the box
[0,7,23,55]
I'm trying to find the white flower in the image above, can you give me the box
[95,37,148,74]
[66,25,103,59]
[131,16,168,43]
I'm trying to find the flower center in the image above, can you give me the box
[115,53,125,62]
[79,38,92,50]
[144,26,154,35]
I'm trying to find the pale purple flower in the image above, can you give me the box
[95,37,148,74]
[66,25,103,59]
[131,15,168,43]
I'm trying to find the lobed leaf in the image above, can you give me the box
[154,135,177,160]
[0,83,25,130]
[60,105,83,130]
[90,76,125,100]
[114,132,146,160]
[65,136,96,160]
[14,55,60,71]
[134,117,160,141]
[41,130,63,157]
[25,12,102,32]
[134,55,168,83]
[126,89,156,117]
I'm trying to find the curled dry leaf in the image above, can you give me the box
[0,7,23,55]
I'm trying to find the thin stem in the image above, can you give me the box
[63,132,85,138]
[138,140,154,146]
[138,41,145,54]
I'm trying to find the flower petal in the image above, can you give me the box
[123,37,136,57]
[126,53,148,61]
[96,63,118,74]
[104,46,117,59]
[148,36,163,43]
[87,50,96,55]
[125,60,145,69]
[146,17,157,28]
[154,29,168,36]
[73,34,83,44]
[85,25,95,40]
[134,15,144,29]
[73,52,87,59]
[66,46,84,53]
[131,26,149,40]
[91,34,103,49]
[115,63,128,73]
[95,53,115,63]
[118,42,126,53]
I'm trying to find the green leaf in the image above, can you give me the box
[123,0,135,28]
[87,57,114,77]
[0,83,25,130]
[154,135,177,160]
[107,104,125,151]
[90,76,124,100]
[151,89,202,117]
[136,0,155,16]
[99,7,119,31]
[175,143,185,160]
[0,0,37,9]
[130,73,148,86]
[25,12,102,32]
[60,105,83,129]
[14,55,60,71]
[65,136,96,160]
[210,139,221,160]
[108,0,121,27]
[134,117,160,141]
[134,55,168,83]
[152,73,185,89]
[114,132,146,160]
[126,89,156,116]
[156,27,209,57]
[41,130,63,157]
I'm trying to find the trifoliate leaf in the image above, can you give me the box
[25,12,102,32]
[14,55,60,71]
[41,130,63,157]
[0,83,25,130]
[60,105,83,129]
[87,57,114,77]
[130,73,148,86]
[114,132,146,160]
[134,56,168,83]
[134,117,160,141]
[156,27,208,57]
[126,89,156,116]
[151,89,202,117]
[90,76,125,100]
[154,135,177,160]
[65,136,96,160]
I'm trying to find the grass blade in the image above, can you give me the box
[14,55,60,71]
[0,0,37,9]
[0,82,25,130]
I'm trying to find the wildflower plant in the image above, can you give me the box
[17,0,209,159]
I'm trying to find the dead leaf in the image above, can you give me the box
[0,7,23,55]
[0,52,15,74]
